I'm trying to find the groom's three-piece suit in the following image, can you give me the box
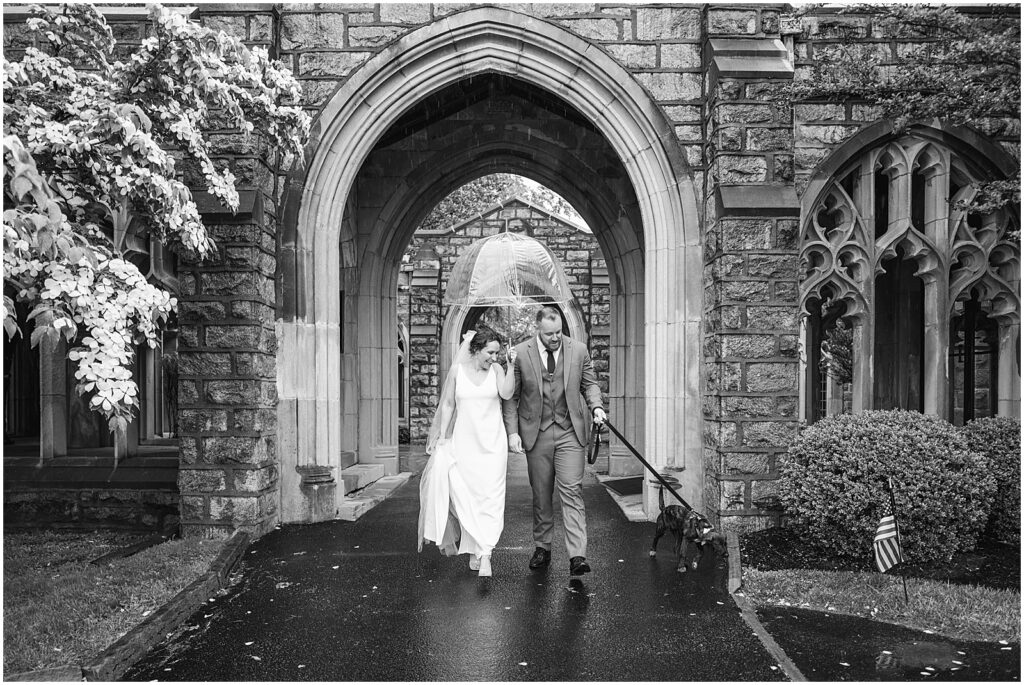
[502,335,604,559]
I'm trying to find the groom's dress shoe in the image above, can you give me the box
[528,547,551,569]
[569,556,591,576]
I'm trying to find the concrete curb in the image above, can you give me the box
[7,530,251,682]
[727,530,806,682]
[81,529,251,681]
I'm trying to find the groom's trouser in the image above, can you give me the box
[526,422,587,558]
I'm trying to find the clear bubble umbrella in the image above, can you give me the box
[444,232,574,307]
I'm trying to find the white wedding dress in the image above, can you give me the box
[418,363,508,558]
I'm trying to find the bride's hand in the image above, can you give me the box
[507,345,517,364]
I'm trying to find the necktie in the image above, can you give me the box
[546,349,555,376]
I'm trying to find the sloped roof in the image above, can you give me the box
[422,195,590,236]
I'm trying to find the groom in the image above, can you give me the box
[503,307,606,575]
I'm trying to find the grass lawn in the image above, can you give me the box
[3,529,223,676]
[741,567,1020,643]
[740,528,1021,644]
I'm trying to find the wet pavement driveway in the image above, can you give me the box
[123,457,1019,682]
[758,607,1020,681]
[125,459,786,681]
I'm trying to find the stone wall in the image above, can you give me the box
[277,4,707,172]
[175,193,280,539]
[398,199,608,442]
[4,489,178,531]
[147,5,286,539]
[700,8,801,532]
[3,3,1018,535]
[269,3,797,528]
[790,8,1022,192]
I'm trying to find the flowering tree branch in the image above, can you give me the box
[3,3,310,444]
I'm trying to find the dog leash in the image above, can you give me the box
[591,419,695,511]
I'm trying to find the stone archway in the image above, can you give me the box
[278,7,703,522]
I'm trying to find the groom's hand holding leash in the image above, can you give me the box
[592,407,607,424]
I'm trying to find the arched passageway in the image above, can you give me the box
[277,7,702,522]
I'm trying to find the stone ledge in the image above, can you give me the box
[192,190,263,219]
[716,185,800,217]
[707,37,793,93]
[337,472,412,521]
[594,472,648,522]
[340,463,386,494]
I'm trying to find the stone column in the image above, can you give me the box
[998,321,1021,419]
[922,157,951,419]
[170,5,285,537]
[177,192,280,538]
[703,30,800,531]
[408,260,442,443]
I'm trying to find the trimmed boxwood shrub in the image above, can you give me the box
[778,410,996,562]
[961,416,1021,544]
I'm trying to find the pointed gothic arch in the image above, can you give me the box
[277,7,702,521]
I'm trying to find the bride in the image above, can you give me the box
[417,326,516,577]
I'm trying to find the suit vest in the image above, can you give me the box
[540,349,571,431]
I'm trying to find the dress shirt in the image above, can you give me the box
[536,336,561,368]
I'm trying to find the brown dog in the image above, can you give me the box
[649,488,727,572]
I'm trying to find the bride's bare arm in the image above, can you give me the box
[496,345,517,400]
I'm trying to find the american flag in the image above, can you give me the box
[873,514,904,573]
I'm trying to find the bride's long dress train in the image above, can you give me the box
[418,364,508,558]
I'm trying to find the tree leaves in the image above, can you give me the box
[784,5,1020,216]
[3,4,310,439]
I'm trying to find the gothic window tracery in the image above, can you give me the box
[800,133,1021,424]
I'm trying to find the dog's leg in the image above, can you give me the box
[678,539,701,572]
[673,534,687,572]
[676,539,690,573]
[689,541,703,571]
[650,517,667,558]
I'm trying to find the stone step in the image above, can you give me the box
[337,473,412,521]
[339,463,386,495]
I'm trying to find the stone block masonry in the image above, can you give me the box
[3,487,179,531]
[5,3,1014,538]
[239,3,791,529]
[179,4,1020,536]
[176,196,281,539]
[702,11,801,530]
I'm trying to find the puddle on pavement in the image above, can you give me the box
[875,640,962,675]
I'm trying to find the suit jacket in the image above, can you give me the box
[502,334,604,452]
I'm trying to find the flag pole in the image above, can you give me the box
[887,477,910,604]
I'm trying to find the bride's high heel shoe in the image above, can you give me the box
[478,555,492,577]
[469,555,480,571]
